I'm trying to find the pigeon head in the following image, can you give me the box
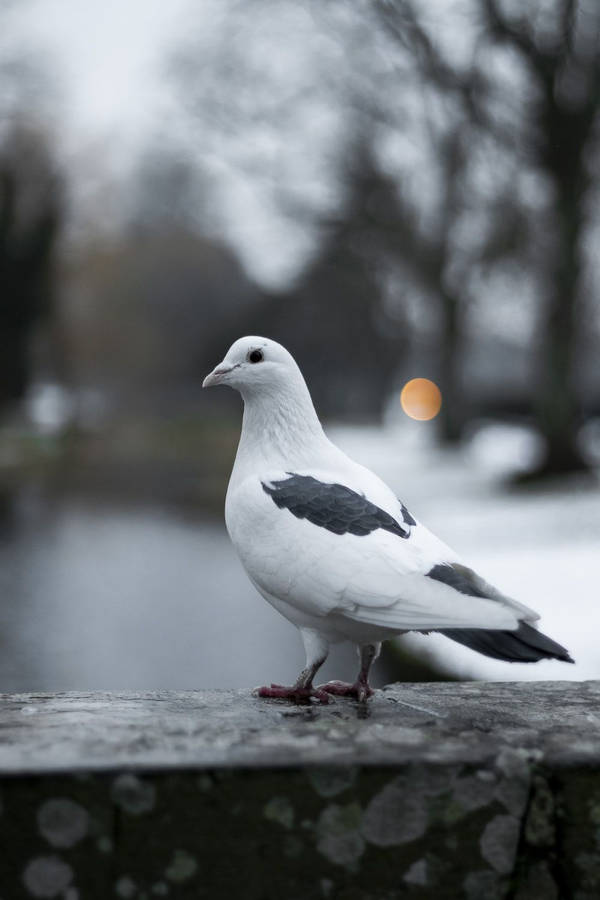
[203,336,304,397]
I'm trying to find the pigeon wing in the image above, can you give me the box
[254,473,521,632]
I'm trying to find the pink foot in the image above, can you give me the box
[254,684,330,704]
[317,680,374,702]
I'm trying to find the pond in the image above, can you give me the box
[0,493,365,691]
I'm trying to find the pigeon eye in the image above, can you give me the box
[248,349,264,364]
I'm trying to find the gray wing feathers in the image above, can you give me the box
[427,562,540,623]
[427,563,573,664]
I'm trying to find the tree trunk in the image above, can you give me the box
[437,289,464,445]
[527,124,590,478]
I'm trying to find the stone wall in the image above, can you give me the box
[1,681,599,899]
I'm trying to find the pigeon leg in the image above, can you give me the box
[256,629,330,704]
[318,642,381,702]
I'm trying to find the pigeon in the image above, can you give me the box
[203,336,573,703]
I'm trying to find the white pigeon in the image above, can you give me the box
[203,336,573,703]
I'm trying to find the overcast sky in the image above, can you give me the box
[4,0,318,285]
[7,0,190,149]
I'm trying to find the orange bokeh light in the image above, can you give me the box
[400,378,442,421]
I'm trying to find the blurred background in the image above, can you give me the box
[0,0,598,691]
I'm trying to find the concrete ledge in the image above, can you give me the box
[1,682,599,898]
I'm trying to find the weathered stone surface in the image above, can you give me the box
[0,682,599,899]
[1,680,599,774]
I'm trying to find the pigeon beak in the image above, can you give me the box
[202,363,236,388]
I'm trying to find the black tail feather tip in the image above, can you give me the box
[441,621,574,665]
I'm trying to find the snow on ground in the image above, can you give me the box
[331,420,600,682]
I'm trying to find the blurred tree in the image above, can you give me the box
[171,0,599,469]
[375,0,597,473]
[127,148,210,235]
[0,125,62,414]
[170,3,415,421]
[481,0,597,477]
[65,225,263,412]
[242,140,406,419]
[62,146,263,414]
[370,3,471,443]
[372,1,544,447]
[169,0,532,433]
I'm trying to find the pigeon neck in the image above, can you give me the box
[234,378,330,474]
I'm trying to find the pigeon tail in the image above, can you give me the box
[440,621,574,664]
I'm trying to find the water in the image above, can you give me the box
[0,493,360,691]
[0,422,598,691]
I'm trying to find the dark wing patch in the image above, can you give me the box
[427,563,574,664]
[262,473,410,539]
[426,563,488,598]
[399,502,416,527]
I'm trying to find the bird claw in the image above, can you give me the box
[253,685,330,704]
[317,680,374,702]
